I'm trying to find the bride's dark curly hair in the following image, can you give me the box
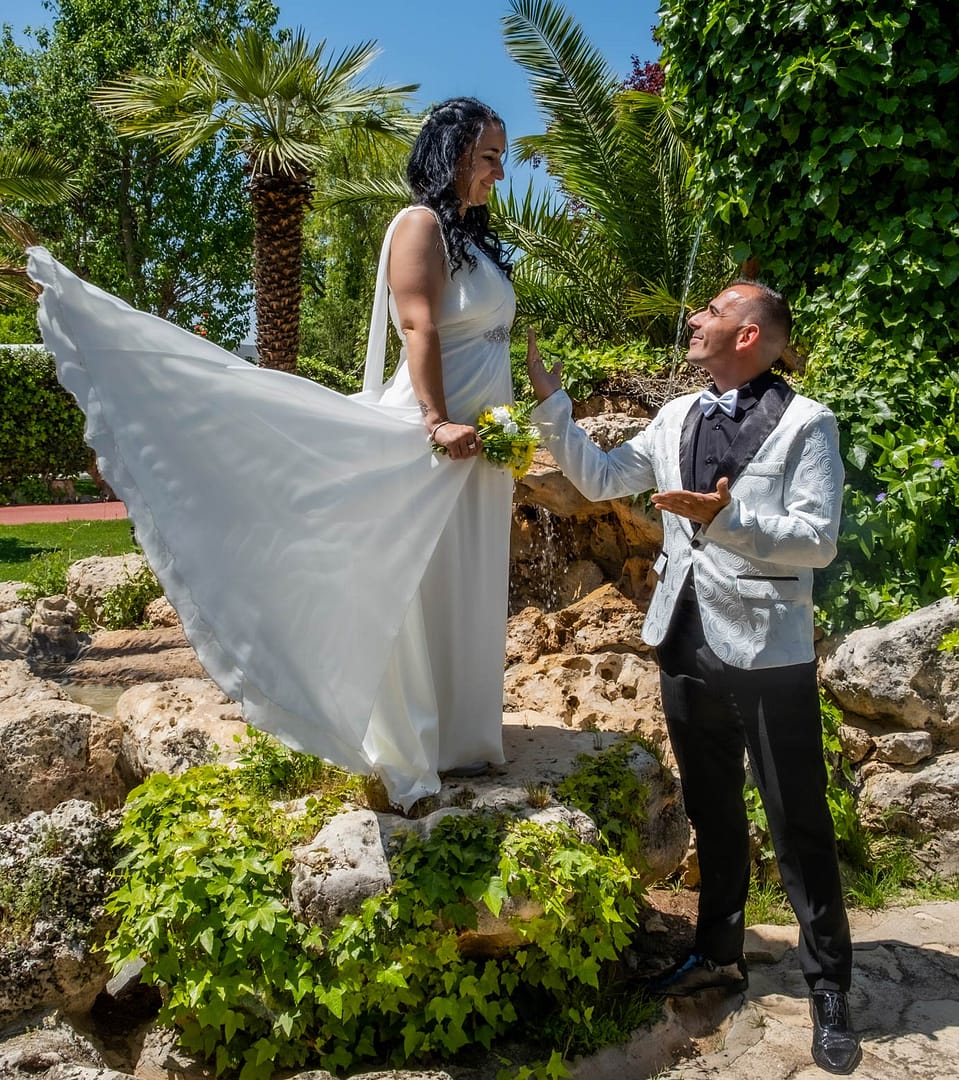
[406,97,512,278]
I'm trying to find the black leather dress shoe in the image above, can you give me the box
[649,952,748,997]
[810,990,862,1074]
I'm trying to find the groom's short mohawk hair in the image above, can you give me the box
[731,278,792,343]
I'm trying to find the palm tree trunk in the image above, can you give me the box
[249,169,312,372]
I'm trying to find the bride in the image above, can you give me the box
[28,97,525,811]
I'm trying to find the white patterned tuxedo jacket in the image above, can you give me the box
[531,385,844,670]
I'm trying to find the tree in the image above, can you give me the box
[299,126,410,391]
[494,0,731,347]
[94,27,416,371]
[0,0,276,346]
[0,146,77,302]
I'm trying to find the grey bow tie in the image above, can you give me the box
[700,388,739,418]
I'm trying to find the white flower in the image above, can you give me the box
[503,421,519,436]
[491,406,512,425]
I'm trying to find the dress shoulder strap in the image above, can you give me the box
[362,205,448,393]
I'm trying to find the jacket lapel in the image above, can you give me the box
[679,399,700,493]
[711,376,796,490]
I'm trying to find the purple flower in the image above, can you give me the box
[932,458,945,469]
[876,491,887,503]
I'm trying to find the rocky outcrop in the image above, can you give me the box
[0,604,32,662]
[30,594,82,662]
[859,751,959,878]
[820,597,959,877]
[509,431,663,613]
[290,723,690,945]
[63,627,206,684]
[66,555,148,628]
[0,800,119,1025]
[115,678,248,781]
[505,649,664,737]
[0,1017,112,1079]
[821,597,959,743]
[0,662,127,823]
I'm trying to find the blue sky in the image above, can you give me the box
[9,0,663,194]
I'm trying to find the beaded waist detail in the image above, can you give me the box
[483,325,511,343]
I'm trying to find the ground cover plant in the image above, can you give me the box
[102,735,655,1080]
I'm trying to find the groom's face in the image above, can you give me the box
[686,287,756,374]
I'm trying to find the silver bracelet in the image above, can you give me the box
[428,419,452,439]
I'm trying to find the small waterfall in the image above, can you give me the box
[665,218,706,400]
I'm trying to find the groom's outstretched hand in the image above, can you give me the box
[652,477,731,525]
[526,328,563,403]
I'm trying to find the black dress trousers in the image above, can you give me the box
[656,577,852,992]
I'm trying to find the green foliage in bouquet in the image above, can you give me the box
[104,748,648,1079]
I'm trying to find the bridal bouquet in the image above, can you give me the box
[433,402,540,479]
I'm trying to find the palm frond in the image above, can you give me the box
[0,208,39,249]
[502,0,622,206]
[94,27,417,178]
[316,173,410,210]
[0,147,78,204]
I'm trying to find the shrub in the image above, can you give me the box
[104,761,646,1079]
[0,346,89,502]
[801,323,959,633]
[660,0,959,357]
[100,564,164,629]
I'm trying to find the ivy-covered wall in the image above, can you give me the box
[0,346,89,500]
[660,0,959,353]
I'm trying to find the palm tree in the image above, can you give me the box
[498,0,732,347]
[0,147,78,301]
[94,27,416,371]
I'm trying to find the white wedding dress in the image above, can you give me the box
[27,205,515,810]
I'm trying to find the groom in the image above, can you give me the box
[527,281,860,1076]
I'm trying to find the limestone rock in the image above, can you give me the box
[860,750,959,877]
[873,729,934,765]
[0,581,29,613]
[115,678,248,781]
[505,584,651,666]
[0,605,32,661]
[0,801,119,1025]
[0,661,127,823]
[142,596,178,628]
[30,594,82,661]
[290,727,688,953]
[504,648,664,736]
[0,1015,110,1079]
[574,413,649,451]
[134,1024,212,1080]
[64,627,205,684]
[838,722,875,764]
[821,597,959,744]
[66,554,148,627]
[291,809,393,929]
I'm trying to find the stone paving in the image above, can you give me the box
[576,901,959,1079]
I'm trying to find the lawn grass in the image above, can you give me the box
[0,519,136,582]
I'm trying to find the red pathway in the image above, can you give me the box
[0,502,128,525]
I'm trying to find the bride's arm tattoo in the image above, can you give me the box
[418,400,429,415]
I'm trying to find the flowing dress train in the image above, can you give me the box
[26,205,515,809]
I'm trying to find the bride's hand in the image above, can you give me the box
[432,421,482,460]
[526,328,563,403]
